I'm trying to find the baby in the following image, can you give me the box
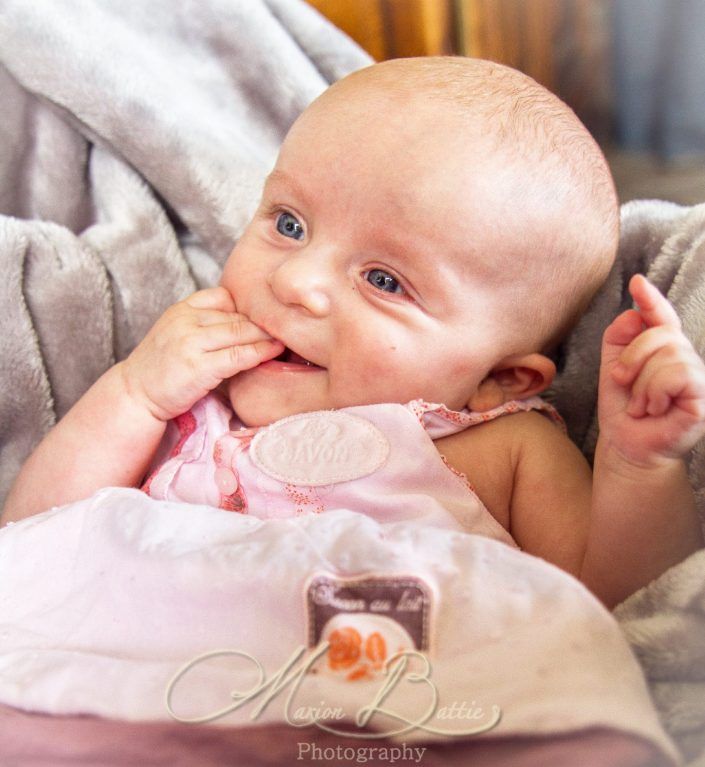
[3,57,705,609]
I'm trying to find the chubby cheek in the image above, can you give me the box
[219,245,260,312]
[335,340,428,404]
[355,340,481,407]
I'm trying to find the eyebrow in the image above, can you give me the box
[263,169,312,208]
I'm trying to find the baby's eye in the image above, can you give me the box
[275,211,304,240]
[365,269,404,295]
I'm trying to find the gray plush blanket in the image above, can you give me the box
[0,0,704,763]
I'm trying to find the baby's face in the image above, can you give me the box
[220,87,524,427]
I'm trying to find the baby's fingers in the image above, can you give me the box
[207,339,284,379]
[183,286,237,313]
[628,353,705,419]
[629,274,681,330]
[612,326,691,387]
[196,317,276,349]
[603,309,644,350]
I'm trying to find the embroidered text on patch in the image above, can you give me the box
[250,411,389,486]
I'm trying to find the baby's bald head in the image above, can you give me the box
[290,57,618,354]
[225,57,621,420]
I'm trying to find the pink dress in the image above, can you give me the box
[142,393,562,548]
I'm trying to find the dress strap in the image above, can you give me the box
[406,396,565,440]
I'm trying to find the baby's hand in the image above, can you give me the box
[598,274,705,467]
[120,287,283,421]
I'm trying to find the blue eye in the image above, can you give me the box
[366,269,403,294]
[276,211,304,240]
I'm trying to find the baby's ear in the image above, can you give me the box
[466,354,556,411]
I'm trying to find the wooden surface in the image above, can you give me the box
[457,0,559,89]
[306,0,454,59]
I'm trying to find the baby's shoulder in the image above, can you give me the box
[434,409,574,529]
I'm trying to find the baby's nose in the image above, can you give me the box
[268,255,331,317]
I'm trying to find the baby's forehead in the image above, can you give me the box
[287,88,499,189]
[290,83,563,209]
[300,58,599,190]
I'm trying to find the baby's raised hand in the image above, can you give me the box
[120,287,283,421]
[598,275,705,467]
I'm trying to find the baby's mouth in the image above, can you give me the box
[274,346,322,368]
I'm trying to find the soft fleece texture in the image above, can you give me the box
[0,0,704,763]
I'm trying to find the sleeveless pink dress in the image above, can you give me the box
[142,393,562,548]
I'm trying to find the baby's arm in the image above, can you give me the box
[1,287,283,526]
[581,275,705,607]
[1,362,167,525]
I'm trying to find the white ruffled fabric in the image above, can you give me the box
[0,488,678,761]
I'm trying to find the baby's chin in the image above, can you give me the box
[221,379,310,428]
[223,388,275,428]
[233,408,278,429]
[235,403,331,428]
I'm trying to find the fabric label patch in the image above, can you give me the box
[250,411,389,486]
[306,572,432,663]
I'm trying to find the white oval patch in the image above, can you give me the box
[250,411,389,486]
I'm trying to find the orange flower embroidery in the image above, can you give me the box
[345,666,372,681]
[365,632,387,669]
[327,627,362,670]
[328,627,389,680]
